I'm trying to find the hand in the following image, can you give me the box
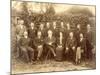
[65,47,69,53]
[58,45,62,48]
[38,45,42,48]
[72,46,75,50]
[48,42,52,45]
[66,47,69,50]
[81,49,84,53]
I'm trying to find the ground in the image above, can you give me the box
[11,57,96,74]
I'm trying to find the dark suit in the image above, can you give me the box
[45,36,56,57]
[85,30,93,59]
[19,37,34,63]
[76,38,86,62]
[65,37,77,62]
[28,27,36,48]
[34,36,44,59]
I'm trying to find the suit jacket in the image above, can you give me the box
[77,38,86,50]
[66,37,77,48]
[19,37,30,47]
[16,25,26,38]
[45,36,56,47]
[52,28,58,37]
[34,37,44,47]
[28,27,36,39]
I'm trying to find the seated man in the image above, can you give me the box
[55,31,65,61]
[19,31,34,63]
[76,33,86,64]
[34,31,44,60]
[45,30,56,59]
[65,32,77,63]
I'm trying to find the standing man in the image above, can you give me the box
[45,22,51,37]
[52,21,58,37]
[34,31,44,60]
[39,23,46,38]
[65,23,71,40]
[28,22,36,48]
[85,24,93,60]
[65,32,77,63]
[75,24,82,42]
[59,21,66,37]
[19,31,34,63]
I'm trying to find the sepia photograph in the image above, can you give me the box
[11,0,96,74]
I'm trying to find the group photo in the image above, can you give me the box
[11,0,96,74]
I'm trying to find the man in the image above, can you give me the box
[19,31,34,63]
[28,22,36,48]
[39,23,46,38]
[75,24,82,41]
[45,22,51,37]
[76,33,86,64]
[34,31,44,60]
[65,23,71,40]
[16,19,27,58]
[52,21,58,37]
[65,32,77,62]
[59,22,66,37]
[45,30,56,59]
[55,31,65,61]
[85,24,93,60]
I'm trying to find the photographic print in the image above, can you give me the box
[11,0,96,74]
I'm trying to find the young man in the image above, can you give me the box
[55,31,65,61]
[65,32,77,63]
[45,30,56,58]
[34,31,44,60]
[19,31,34,63]
[76,33,86,64]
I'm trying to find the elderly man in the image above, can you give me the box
[45,30,56,58]
[65,32,77,63]
[19,31,34,63]
[34,31,44,60]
